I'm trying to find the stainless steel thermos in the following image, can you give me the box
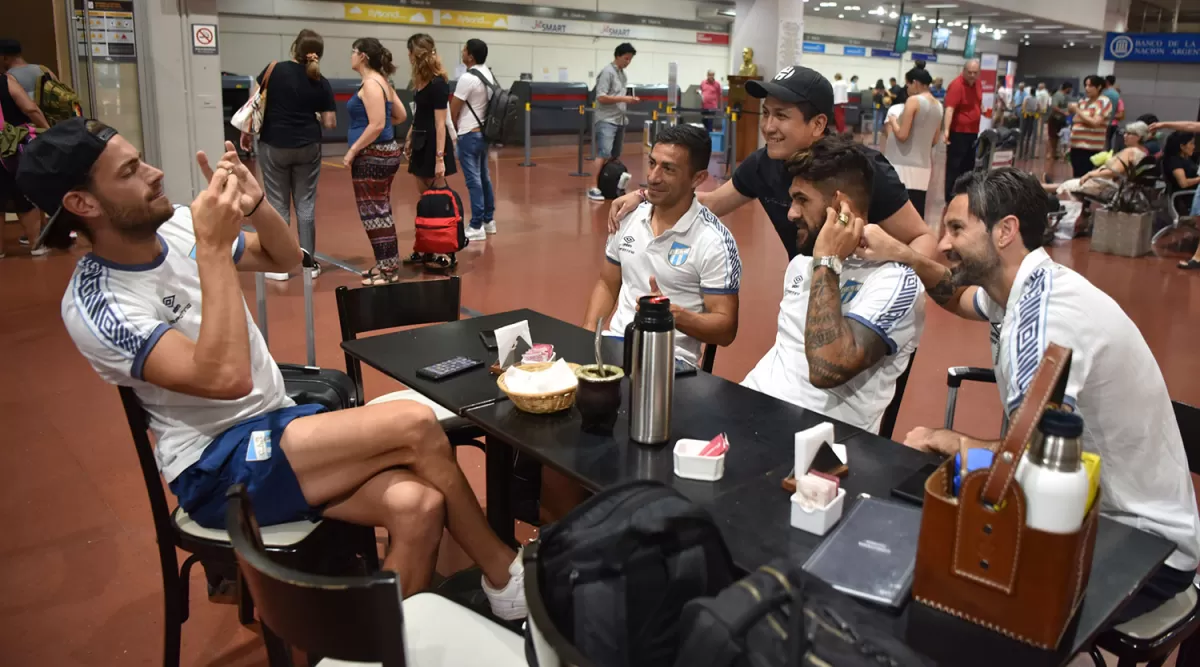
[624,296,674,445]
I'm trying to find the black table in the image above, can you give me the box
[342,308,1175,667]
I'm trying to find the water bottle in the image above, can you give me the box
[1015,409,1090,534]
[623,296,674,445]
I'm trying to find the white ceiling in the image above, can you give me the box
[802,0,1108,48]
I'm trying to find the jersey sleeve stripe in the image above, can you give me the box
[233,231,246,264]
[1005,267,1053,405]
[700,208,742,291]
[71,259,153,358]
[131,323,172,381]
[701,287,739,295]
[868,268,920,334]
[846,312,899,355]
[973,289,989,320]
[605,255,621,266]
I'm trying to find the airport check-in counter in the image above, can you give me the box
[510,81,590,137]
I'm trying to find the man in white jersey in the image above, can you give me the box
[742,135,925,433]
[18,118,526,619]
[583,124,741,365]
[859,167,1200,623]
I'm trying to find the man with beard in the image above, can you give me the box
[18,118,528,618]
[584,124,741,366]
[741,135,925,433]
[858,167,1200,624]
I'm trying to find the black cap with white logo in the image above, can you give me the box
[746,66,836,120]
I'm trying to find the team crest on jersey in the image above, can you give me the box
[667,242,691,266]
[839,280,862,304]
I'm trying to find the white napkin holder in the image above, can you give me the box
[673,438,726,482]
[495,320,533,368]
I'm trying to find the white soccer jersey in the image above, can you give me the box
[61,206,292,482]
[742,255,925,433]
[975,248,1200,571]
[604,197,742,365]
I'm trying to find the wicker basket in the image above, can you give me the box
[497,362,581,414]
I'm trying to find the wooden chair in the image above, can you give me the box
[117,387,376,667]
[335,278,484,448]
[225,484,526,667]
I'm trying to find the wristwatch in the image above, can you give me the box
[815,256,843,275]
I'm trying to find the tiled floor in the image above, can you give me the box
[1,139,1197,666]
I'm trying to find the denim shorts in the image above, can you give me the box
[595,121,625,160]
[169,403,324,529]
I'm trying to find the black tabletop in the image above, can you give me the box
[341,309,588,414]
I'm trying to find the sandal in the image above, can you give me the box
[424,253,456,272]
[402,251,428,264]
[1178,259,1200,270]
[361,266,400,286]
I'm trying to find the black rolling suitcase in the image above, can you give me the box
[256,251,357,412]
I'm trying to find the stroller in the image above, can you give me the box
[973,128,1021,172]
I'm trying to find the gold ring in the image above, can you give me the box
[837,212,850,225]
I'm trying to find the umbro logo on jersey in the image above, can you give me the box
[162,294,192,323]
[785,273,804,296]
[163,295,179,313]
[622,236,636,244]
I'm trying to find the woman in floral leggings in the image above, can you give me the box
[344,37,408,285]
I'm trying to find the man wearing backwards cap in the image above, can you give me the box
[17,118,528,619]
[609,66,935,262]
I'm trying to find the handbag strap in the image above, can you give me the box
[978,343,1072,506]
[260,60,279,93]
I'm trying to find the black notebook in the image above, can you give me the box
[802,496,922,609]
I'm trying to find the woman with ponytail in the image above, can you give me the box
[244,29,337,281]
[404,33,458,270]
[346,37,408,285]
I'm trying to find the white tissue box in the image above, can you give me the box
[673,438,726,482]
[790,487,846,536]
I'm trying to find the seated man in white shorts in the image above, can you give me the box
[742,135,925,433]
[17,118,525,619]
[583,124,742,365]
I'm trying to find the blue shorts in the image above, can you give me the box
[595,121,625,160]
[169,403,325,530]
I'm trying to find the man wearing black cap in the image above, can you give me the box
[609,66,934,262]
[19,118,529,618]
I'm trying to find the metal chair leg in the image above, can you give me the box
[1087,646,1105,667]
[162,569,184,667]
[237,568,255,626]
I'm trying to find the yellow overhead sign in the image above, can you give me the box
[437,10,510,30]
[343,4,432,25]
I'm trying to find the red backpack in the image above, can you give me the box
[414,179,467,254]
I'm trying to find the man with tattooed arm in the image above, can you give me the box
[741,135,925,433]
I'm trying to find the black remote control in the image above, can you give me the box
[417,356,485,381]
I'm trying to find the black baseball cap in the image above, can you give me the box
[746,66,835,120]
[16,117,117,247]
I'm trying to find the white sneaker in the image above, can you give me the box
[482,549,527,621]
[465,226,487,242]
[264,271,291,281]
[308,264,321,279]
[19,236,30,246]
[484,221,497,235]
[30,245,50,257]
[587,188,605,202]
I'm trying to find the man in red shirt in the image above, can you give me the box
[941,59,981,200]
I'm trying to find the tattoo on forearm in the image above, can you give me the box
[806,267,847,351]
[809,355,860,385]
[928,267,956,306]
[804,266,891,387]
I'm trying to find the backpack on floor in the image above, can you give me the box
[414,179,467,254]
[34,67,82,126]
[597,158,630,200]
[525,479,736,667]
[674,559,934,667]
[465,68,520,145]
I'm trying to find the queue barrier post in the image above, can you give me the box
[570,104,591,177]
[519,102,536,167]
[588,102,598,160]
[727,111,739,175]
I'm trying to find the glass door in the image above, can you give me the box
[69,0,144,153]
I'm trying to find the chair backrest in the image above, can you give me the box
[878,349,918,441]
[117,387,179,550]
[335,277,462,404]
[225,484,408,666]
[1173,401,1200,476]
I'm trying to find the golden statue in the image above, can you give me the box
[738,47,758,77]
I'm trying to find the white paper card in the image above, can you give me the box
[495,320,532,367]
[795,422,835,475]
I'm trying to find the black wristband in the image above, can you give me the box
[245,194,265,217]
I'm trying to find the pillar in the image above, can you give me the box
[1097,0,1130,77]
[135,0,226,204]
[776,0,806,70]
[730,0,779,77]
